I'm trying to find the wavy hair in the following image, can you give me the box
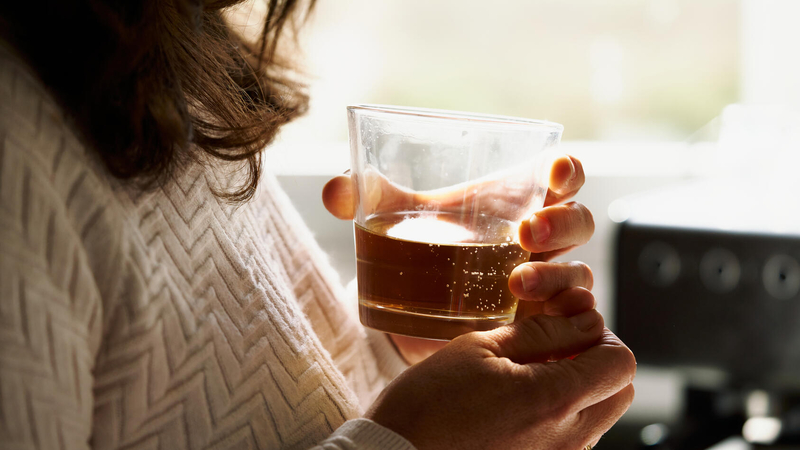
[0,0,314,201]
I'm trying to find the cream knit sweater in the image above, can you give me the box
[0,46,413,449]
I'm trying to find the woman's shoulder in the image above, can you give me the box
[0,42,138,319]
[0,42,100,189]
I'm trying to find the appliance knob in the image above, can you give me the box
[638,241,681,287]
[763,254,800,300]
[699,248,741,294]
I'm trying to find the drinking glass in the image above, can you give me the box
[348,104,563,340]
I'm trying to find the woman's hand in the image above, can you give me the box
[323,154,596,364]
[509,154,595,321]
[366,308,636,450]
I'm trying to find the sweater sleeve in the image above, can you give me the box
[311,419,417,450]
[0,135,103,448]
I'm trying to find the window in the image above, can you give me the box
[279,0,740,144]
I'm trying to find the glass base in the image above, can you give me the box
[359,300,513,341]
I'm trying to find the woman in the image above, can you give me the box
[0,0,635,449]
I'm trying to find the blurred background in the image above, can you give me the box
[266,0,800,448]
[285,0,739,142]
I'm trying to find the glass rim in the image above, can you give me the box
[347,104,564,132]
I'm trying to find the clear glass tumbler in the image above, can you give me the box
[348,104,563,340]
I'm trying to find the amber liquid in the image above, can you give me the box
[355,211,530,340]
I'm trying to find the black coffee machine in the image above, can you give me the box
[608,179,800,450]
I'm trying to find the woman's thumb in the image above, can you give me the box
[322,173,355,220]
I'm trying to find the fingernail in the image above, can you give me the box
[569,310,600,332]
[529,215,551,244]
[520,265,539,292]
[563,158,576,189]
[567,157,576,181]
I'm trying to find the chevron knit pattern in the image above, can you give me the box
[0,46,408,449]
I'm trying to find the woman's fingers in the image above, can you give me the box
[324,155,587,221]
[324,155,589,229]
[509,260,595,322]
[509,262,594,302]
[519,201,595,255]
[545,154,585,206]
[522,155,590,260]
[473,309,605,365]
[514,286,596,320]
[322,174,355,220]
[323,170,417,220]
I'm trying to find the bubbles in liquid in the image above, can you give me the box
[355,211,531,339]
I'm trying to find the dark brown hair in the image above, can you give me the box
[0,0,313,201]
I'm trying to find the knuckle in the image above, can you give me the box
[523,315,566,355]
[527,314,559,340]
[567,261,594,288]
[584,207,596,235]
[548,202,594,245]
[605,385,637,426]
[607,344,637,382]
[541,365,583,419]
[551,263,571,290]
[571,202,595,233]
[548,399,574,423]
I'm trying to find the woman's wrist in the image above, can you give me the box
[388,334,448,365]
